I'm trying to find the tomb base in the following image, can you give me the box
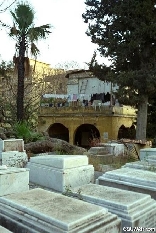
[26,155,94,192]
[0,167,29,196]
[0,188,121,233]
[96,168,156,200]
[72,184,156,232]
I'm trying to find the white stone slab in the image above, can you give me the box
[0,188,121,233]
[98,143,125,156]
[96,168,156,199]
[26,158,94,192]
[3,139,24,152]
[29,155,88,169]
[88,146,109,155]
[0,167,29,196]
[2,151,28,168]
[123,161,156,172]
[147,155,156,165]
[72,184,156,231]
[140,148,156,160]
[0,226,12,233]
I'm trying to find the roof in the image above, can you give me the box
[65,69,93,78]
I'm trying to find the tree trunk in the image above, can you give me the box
[17,35,26,122]
[136,94,148,140]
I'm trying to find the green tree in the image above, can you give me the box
[83,0,156,140]
[8,2,51,122]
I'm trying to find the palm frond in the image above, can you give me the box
[28,24,52,41]
[30,42,40,57]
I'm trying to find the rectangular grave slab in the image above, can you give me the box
[0,226,12,233]
[97,143,125,156]
[1,151,28,168]
[0,167,29,196]
[147,155,156,165]
[0,188,121,233]
[72,184,156,232]
[26,155,94,192]
[140,148,156,160]
[96,168,156,199]
[3,139,24,152]
[88,147,109,155]
[123,161,156,172]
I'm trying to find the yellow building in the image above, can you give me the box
[38,70,136,147]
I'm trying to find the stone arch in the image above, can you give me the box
[74,124,100,148]
[48,123,69,142]
[117,124,136,139]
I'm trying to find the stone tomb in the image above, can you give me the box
[0,139,28,168]
[96,168,156,199]
[0,166,29,196]
[72,184,156,232]
[0,226,12,233]
[26,155,94,192]
[2,139,24,152]
[97,143,125,156]
[139,148,156,160]
[0,188,121,233]
[122,155,156,172]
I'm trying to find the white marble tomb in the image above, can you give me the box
[26,155,94,192]
[72,184,156,232]
[96,168,156,199]
[0,166,29,196]
[0,188,121,233]
[139,148,156,160]
[0,226,12,233]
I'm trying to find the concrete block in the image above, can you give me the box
[96,168,156,199]
[0,188,121,233]
[26,155,94,192]
[88,147,109,155]
[0,167,29,196]
[72,184,156,231]
[2,151,28,168]
[140,148,156,160]
[98,143,125,156]
[2,139,24,152]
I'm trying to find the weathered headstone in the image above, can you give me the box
[26,155,94,192]
[0,167,29,196]
[72,184,156,232]
[0,188,121,233]
[140,148,156,160]
[88,146,109,155]
[1,151,28,168]
[3,139,24,152]
[0,226,12,233]
[97,143,125,156]
[96,168,156,199]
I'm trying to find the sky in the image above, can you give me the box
[0,0,107,69]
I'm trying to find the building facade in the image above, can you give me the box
[38,70,136,147]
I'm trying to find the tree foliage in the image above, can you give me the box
[83,0,156,140]
[0,2,52,122]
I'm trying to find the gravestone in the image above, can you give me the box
[26,155,94,192]
[88,147,109,155]
[0,166,29,196]
[0,188,121,233]
[1,151,28,168]
[97,143,125,156]
[140,148,156,160]
[123,155,156,172]
[0,139,28,168]
[72,184,156,232]
[0,226,12,233]
[96,168,156,199]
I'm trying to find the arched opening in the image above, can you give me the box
[117,124,136,139]
[74,124,100,149]
[48,123,69,142]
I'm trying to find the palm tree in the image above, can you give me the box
[9,2,51,122]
